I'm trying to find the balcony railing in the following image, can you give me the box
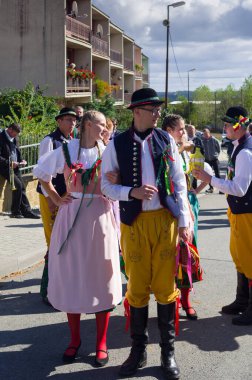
[66,77,91,93]
[142,73,149,83]
[124,92,133,103]
[134,70,143,78]
[66,15,90,43]
[124,58,133,71]
[111,88,123,101]
[91,35,109,57]
[110,49,122,64]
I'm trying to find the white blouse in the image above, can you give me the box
[33,139,105,182]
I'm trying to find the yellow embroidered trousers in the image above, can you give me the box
[39,194,55,247]
[120,208,179,308]
[227,208,252,279]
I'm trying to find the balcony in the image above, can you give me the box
[91,35,109,57]
[124,92,132,103]
[124,58,133,71]
[111,87,123,102]
[142,73,149,83]
[66,16,90,43]
[66,77,91,93]
[110,49,122,64]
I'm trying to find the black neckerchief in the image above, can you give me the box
[133,128,153,140]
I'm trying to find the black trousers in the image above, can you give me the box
[1,170,31,214]
[205,159,220,189]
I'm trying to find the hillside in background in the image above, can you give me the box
[157,91,192,102]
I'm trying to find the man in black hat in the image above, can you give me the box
[194,106,252,326]
[0,123,40,218]
[36,107,76,304]
[101,88,190,379]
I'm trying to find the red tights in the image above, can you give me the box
[66,312,110,359]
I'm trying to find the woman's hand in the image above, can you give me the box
[106,170,121,185]
[178,227,191,242]
[49,192,72,208]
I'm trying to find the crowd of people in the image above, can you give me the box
[1,88,252,379]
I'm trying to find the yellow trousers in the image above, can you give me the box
[39,194,55,247]
[120,208,179,308]
[228,208,252,279]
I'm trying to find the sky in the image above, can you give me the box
[92,0,252,93]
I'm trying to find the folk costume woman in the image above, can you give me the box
[33,110,122,366]
[162,114,207,320]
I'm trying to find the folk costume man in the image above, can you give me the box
[0,123,40,219]
[194,106,252,326]
[101,88,190,379]
[36,107,77,304]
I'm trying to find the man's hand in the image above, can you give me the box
[192,166,212,184]
[19,160,27,167]
[130,185,158,200]
[178,227,191,242]
[106,170,121,185]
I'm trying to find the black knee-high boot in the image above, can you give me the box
[232,280,252,325]
[222,271,249,314]
[119,305,148,377]
[157,302,180,380]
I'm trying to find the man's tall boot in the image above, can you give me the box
[222,271,249,314]
[157,302,180,380]
[232,280,252,325]
[119,305,148,377]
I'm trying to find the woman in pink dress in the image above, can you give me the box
[33,110,122,366]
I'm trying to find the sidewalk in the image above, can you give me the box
[0,213,46,278]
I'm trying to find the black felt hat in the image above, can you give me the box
[55,107,77,121]
[221,106,248,123]
[127,88,163,109]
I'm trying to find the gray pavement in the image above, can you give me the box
[1,150,252,379]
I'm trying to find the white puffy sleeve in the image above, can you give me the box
[33,145,65,182]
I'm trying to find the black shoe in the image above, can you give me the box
[222,301,248,315]
[22,211,40,219]
[119,349,147,377]
[94,349,109,367]
[62,341,81,363]
[205,188,213,193]
[232,308,252,325]
[161,352,180,380]
[10,213,24,218]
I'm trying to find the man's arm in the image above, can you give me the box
[101,140,133,201]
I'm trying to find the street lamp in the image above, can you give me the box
[187,68,196,121]
[163,1,185,109]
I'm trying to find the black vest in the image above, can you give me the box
[227,133,252,214]
[114,127,177,226]
[36,128,69,196]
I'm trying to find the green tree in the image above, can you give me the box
[192,85,214,128]
[0,83,60,136]
[241,75,252,115]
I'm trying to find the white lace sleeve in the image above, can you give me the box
[33,145,65,182]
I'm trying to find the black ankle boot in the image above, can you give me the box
[232,282,252,326]
[222,272,249,314]
[157,303,180,380]
[119,305,148,377]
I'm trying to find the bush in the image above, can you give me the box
[0,83,61,137]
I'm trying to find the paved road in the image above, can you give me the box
[1,150,252,379]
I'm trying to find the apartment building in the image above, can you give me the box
[0,0,149,106]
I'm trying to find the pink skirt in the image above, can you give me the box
[48,196,122,313]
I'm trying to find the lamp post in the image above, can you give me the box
[163,1,185,109]
[187,68,195,122]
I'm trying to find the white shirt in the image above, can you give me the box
[33,139,104,198]
[101,132,190,227]
[211,138,252,196]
